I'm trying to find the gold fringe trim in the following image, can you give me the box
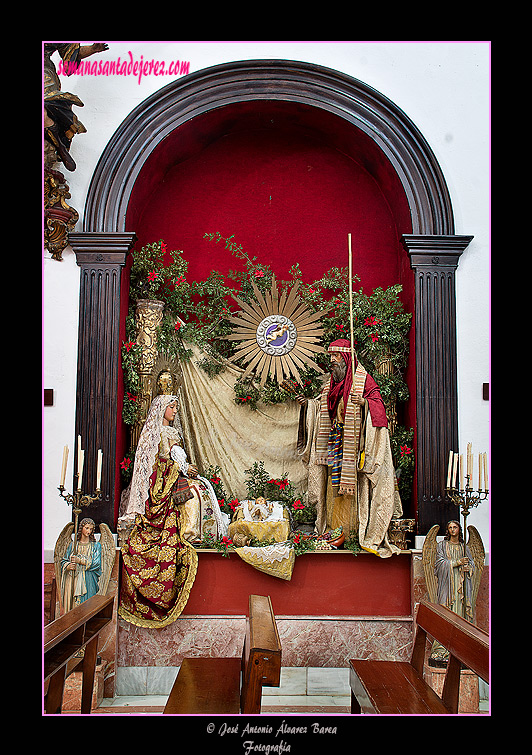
[360,544,380,556]
[235,545,295,581]
[118,542,198,629]
[338,486,357,496]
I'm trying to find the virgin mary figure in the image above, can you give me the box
[117,393,226,628]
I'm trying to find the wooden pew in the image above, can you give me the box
[164,594,281,714]
[43,594,114,714]
[349,600,489,714]
[44,578,57,625]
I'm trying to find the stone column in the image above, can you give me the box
[69,232,137,529]
[402,234,473,534]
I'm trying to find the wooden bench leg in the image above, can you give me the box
[351,690,361,714]
[441,654,461,714]
[80,635,99,714]
[45,666,67,714]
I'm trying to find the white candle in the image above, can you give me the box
[467,443,472,482]
[483,452,488,490]
[96,449,103,490]
[77,449,84,491]
[60,445,69,487]
[478,453,482,490]
[77,435,82,475]
[459,454,464,491]
[446,450,453,488]
[452,452,458,488]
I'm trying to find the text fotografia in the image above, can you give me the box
[209,720,338,752]
[57,51,191,84]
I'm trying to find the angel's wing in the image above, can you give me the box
[466,525,485,611]
[53,522,74,588]
[54,522,75,613]
[97,523,117,596]
[422,524,440,603]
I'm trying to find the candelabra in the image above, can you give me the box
[435,445,489,629]
[57,479,102,612]
[58,480,102,526]
[442,446,488,627]
[445,445,489,530]
[444,475,489,532]
[58,439,103,525]
[58,479,102,564]
[58,439,103,580]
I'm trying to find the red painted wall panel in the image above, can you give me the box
[184,551,412,617]
[131,126,406,296]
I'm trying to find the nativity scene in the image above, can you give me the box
[112,234,413,626]
[44,45,489,716]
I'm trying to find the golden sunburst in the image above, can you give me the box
[221,276,327,388]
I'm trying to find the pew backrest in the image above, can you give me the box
[411,601,489,684]
[44,594,114,680]
[240,594,282,713]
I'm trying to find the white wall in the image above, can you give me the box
[43,248,79,552]
[43,41,490,554]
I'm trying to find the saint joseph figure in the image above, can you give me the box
[297,338,403,557]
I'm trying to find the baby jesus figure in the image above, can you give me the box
[247,496,274,521]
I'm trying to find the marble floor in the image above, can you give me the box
[95,667,351,715]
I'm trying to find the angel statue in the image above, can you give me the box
[422,520,485,664]
[54,518,115,614]
[44,43,109,171]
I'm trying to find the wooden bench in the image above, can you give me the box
[44,578,57,625]
[349,600,489,714]
[43,593,114,714]
[163,594,281,714]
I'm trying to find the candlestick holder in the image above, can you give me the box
[58,478,102,541]
[444,475,488,530]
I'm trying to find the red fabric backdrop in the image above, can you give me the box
[129,126,409,292]
[116,106,417,519]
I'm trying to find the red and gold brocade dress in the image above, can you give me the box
[118,446,198,629]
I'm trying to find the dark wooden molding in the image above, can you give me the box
[69,231,137,528]
[402,234,474,533]
[83,60,454,237]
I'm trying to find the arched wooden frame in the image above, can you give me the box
[70,59,472,533]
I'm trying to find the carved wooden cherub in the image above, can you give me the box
[44,43,109,171]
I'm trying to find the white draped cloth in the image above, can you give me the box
[178,344,307,498]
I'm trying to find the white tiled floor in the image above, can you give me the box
[260,667,350,711]
[97,667,351,715]
[96,666,489,715]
